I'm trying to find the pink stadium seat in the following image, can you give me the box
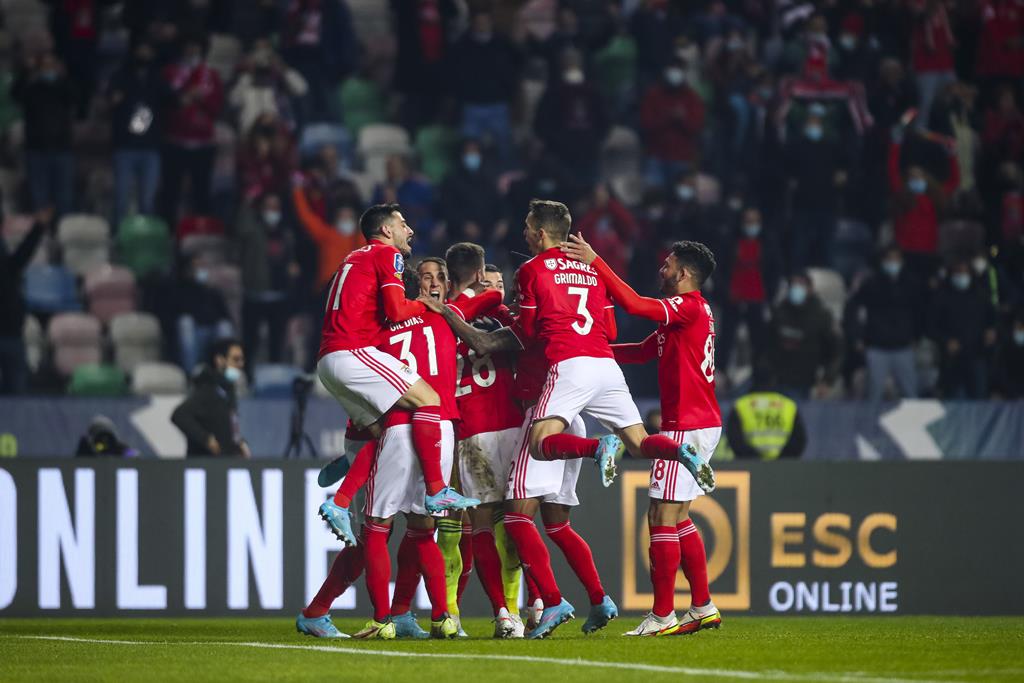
[83,264,136,324]
[47,312,102,377]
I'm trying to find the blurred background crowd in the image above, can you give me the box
[0,0,1022,403]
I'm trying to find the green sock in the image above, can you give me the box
[493,512,522,610]
[436,517,463,617]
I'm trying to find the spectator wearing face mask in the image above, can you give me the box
[291,178,363,292]
[172,338,251,458]
[888,125,960,279]
[640,57,706,188]
[990,311,1024,399]
[440,139,503,246]
[228,39,308,134]
[784,111,848,270]
[717,207,781,374]
[575,183,638,278]
[928,261,997,398]
[844,246,926,400]
[175,257,234,373]
[238,191,301,363]
[767,272,841,400]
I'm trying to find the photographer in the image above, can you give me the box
[171,338,251,457]
[75,416,139,458]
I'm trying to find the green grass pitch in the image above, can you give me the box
[2,617,1022,682]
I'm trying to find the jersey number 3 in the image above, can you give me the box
[567,286,594,336]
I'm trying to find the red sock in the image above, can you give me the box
[539,433,598,460]
[524,570,542,605]
[334,440,377,508]
[412,530,448,620]
[471,528,508,614]
[640,434,679,460]
[411,407,445,495]
[389,531,422,616]
[302,544,366,618]
[503,512,561,606]
[457,522,473,603]
[649,525,681,617]
[363,521,392,622]
[544,521,604,605]
[677,519,710,606]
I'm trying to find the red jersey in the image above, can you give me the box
[378,312,460,426]
[452,303,523,438]
[513,341,550,405]
[318,241,423,357]
[614,292,721,431]
[515,247,615,365]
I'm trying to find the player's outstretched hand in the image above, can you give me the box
[418,294,444,313]
[560,233,598,265]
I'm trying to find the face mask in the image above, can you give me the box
[727,197,743,212]
[664,68,685,87]
[951,273,971,290]
[564,69,584,85]
[1014,329,1024,346]
[473,30,492,43]
[972,257,987,275]
[805,124,823,141]
[758,86,773,100]
[463,152,482,171]
[538,179,556,193]
[908,177,927,194]
[648,206,665,221]
[194,268,209,284]
[262,210,281,227]
[224,366,242,384]
[676,185,695,202]
[336,218,356,236]
[839,34,857,50]
[743,223,761,238]
[789,284,808,305]
[882,261,902,278]
[726,37,745,52]
[41,70,58,82]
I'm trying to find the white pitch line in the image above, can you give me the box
[12,635,964,683]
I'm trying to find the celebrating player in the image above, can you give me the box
[315,204,479,547]
[560,233,723,637]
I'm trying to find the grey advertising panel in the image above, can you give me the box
[0,460,1021,617]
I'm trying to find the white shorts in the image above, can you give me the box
[648,428,722,502]
[365,420,455,519]
[317,347,421,428]
[505,406,586,505]
[535,356,643,431]
[459,428,520,505]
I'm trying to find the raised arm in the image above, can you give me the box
[448,288,503,322]
[382,283,425,322]
[421,295,522,355]
[560,233,668,323]
[612,332,658,364]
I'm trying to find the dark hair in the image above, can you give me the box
[528,199,572,241]
[360,203,402,241]
[417,256,448,278]
[445,242,486,285]
[671,240,717,285]
[208,337,242,366]
[485,263,501,274]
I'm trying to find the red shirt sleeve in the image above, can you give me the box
[664,294,700,326]
[604,305,618,342]
[382,285,426,322]
[593,257,669,322]
[448,288,503,321]
[612,333,658,364]
[375,246,424,322]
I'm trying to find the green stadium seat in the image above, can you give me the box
[593,34,637,104]
[337,77,386,136]
[68,363,128,397]
[415,124,459,184]
[116,215,171,278]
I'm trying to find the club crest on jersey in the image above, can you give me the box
[394,253,405,273]
[544,258,558,270]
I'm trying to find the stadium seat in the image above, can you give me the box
[593,34,637,105]
[68,363,127,397]
[207,33,243,81]
[23,314,43,372]
[252,363,303,398]
[57,214,110,276]
[116,215,172,278]
[938,219,985,257]
[131,361,187,396]
[47,312,102,377]
[180,234,228,265]
[2,213,33,244]
[337,76,386,136]
[807,267,846,325]
[415,124,459,184]
[212,122,238,194]
[0,71,22,133]
[23,264,80,314]
[601,126,642,179]
[299,122,352,162]
[83,265,136,324]
[206,264,242,328]
[176,215,226,242]
[358,124,411,184]
[109,312,162,373]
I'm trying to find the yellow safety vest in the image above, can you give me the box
[733,392,798,461]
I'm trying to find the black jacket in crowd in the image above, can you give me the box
[991,337,1024,399]
[928,282,996,355]
[448,33,521,106]
[11,72,75,152]
[108,61,171,149]
[171,366,244,457]
[769,295,841,391]
[0,220,47,339]
[843,268,925,350]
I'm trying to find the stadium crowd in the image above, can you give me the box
[0,0,1022,401]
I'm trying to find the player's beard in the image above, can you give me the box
[398,235,413,259]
